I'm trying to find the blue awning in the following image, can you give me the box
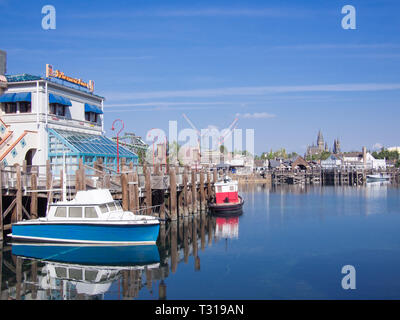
[13,92,31,102]
[84,103,103,114]
[0,93,15,103]
[0,92,31,102]
[49,93,72,106]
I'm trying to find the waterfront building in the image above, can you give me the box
[0,56,137,172]
[321,154,343,169]
[341,147,386,170]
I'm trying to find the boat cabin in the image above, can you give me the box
[47,189,136,221]
[214,176,239,204]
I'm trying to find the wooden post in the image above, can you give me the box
[159,280,167,300]
[104,174,111,189]
[200,169,205,211]
[169,166,177,220]
[158,169,165,220]
[207,170,211,201]
[46,159,52,196]
[200,213,206,251]
[121,157,126,172]
[191,169,197,214]
[183,218,189,263]
[171,221,178,273]
[183,167,189,217]
[79,158,86,191]
[75,169,81,192]
[121,173,129,211]
[16,164,22,222]
[128,172,134,212]
[16,256,22,300]
[30,172,38,219]
[31,261,38,299]
[145,167,152,215]
[187,189,193,215]
[133,172,140,212]
[192,215,198,258]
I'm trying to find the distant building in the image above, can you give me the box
[306,130,329,157]
[342,147,386,170]
[333,138,341,154]
[321,154,342,169]
[388,146,400,153]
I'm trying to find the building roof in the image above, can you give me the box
[6,74,42,82]
[49,128,138,159]
[5,73,104,99]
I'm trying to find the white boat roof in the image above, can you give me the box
[59,189,114,205]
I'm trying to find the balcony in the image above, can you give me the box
[1,112,102,132]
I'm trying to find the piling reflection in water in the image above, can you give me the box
[0,211,222,300]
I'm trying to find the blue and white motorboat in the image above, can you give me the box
[8,189,160,245]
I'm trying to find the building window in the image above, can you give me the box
[85,112,98,123]
[19,102,31,113]
[49,103,66,117]
[4,102,17,114]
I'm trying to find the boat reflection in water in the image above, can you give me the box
[214,217,239,239]
[2,213,221,300]
[11,244,160,300]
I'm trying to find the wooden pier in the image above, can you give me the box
[0,160,220,240]
[268,167,400,186]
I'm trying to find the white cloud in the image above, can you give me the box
[372,143,384,150]
[105,83,400,101]
[236,112,276,119]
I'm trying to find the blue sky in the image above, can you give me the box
[1,0,400,155]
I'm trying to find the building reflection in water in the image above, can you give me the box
[0,211,221,300]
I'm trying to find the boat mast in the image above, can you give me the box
[62,152,67,201]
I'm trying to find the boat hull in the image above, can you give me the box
[11,243,160,266]
[208,196,244,216]
[10,222,160,245]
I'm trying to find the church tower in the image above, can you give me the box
[333,138,341,154]
[317,130,324,151]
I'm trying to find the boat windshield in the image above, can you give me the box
[105,201,123,212]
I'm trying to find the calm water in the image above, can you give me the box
[2,182,400,300]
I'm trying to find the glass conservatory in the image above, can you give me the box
[48,128,138,174]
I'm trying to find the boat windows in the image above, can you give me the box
[69,268,83,281]
[217,186,222,192]
[55,267,67,278]
[84,207,98,218]
[107,202,117,212]
[85,270,98,282]
[69,207,83,218]
[99,204,109,213]
[115,201,122,211]
[54,207,67,217]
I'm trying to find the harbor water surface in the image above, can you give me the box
[2,183,400,299]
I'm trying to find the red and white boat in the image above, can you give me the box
[208,176,244,215]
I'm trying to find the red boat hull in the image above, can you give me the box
[208,196,244,216]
